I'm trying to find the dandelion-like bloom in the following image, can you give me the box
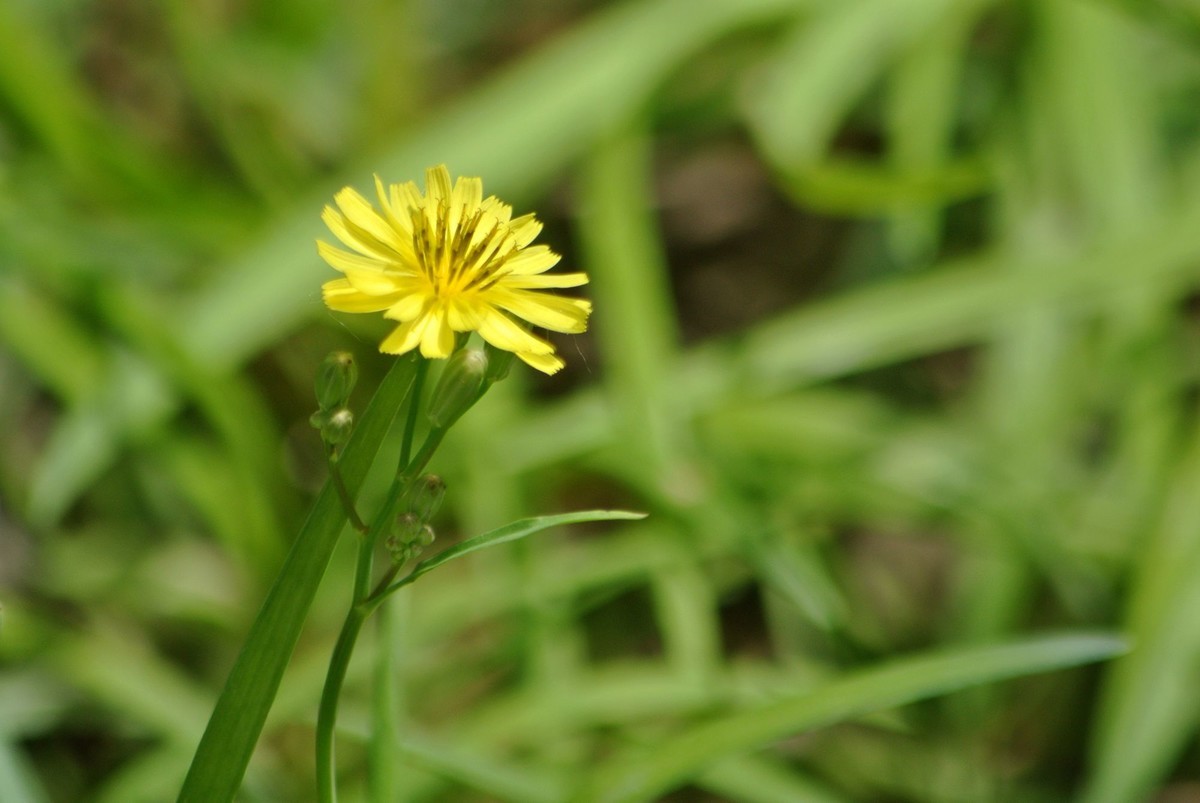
[318,165,591,374]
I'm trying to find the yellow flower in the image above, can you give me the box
[318,165,591,375]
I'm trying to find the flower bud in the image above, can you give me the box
[315,351,357,411]
[385,536,416,565]
[385,513,436,564]
[483,342,514,385]
[392,511,423,542]
[320,408,354,446]
[402,474,446,523]
[427,348,487,429]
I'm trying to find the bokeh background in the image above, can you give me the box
[4,0,1200,800]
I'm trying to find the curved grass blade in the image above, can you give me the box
[386,511,647,595]
[576,633,1126,803]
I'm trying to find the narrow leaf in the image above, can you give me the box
[576,633,1126,803]
[392,511,646,591]
[178,355,418,803]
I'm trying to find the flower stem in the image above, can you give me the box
[400,359,430,470]
[327,449,369,535]
[316,362,441,803]
[404,426,446,479]
[368,600,400,803]
[315,603,368,803]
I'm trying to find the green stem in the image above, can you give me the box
[178,355,418,803]
[368,600,399,803]
[400,359,431,470]
[367,564,403,604]
[316,363,440,803]
[405,426,447,479]
[327,450,369,535]
[315,604,369,803]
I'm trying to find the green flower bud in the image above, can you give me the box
[402,474,446,523]
[321,408,354,446]
[385,537,416,565]
[483,342,514,385]
[315,351,357,411]
[386,513,436,564]
[427,348,488,429]
[392,511,423,541]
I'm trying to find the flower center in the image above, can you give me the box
[410,199,515,299]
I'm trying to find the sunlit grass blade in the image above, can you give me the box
[178,355,419,803]
[1082,422,1200,803]
[397,733,567,803]
[699,754,847,803]
[575,633,1126,803]
[578,124,681,482]
[885,1,979,263]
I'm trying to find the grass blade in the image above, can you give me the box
[393,511,647,591]
[576,633,1126,803]
[177,355,419,803]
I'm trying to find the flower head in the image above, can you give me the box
[319,165,590,374]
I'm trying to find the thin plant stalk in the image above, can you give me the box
[314,359,433,803]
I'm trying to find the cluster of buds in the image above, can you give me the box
[386,474,445,565]
[310,351,358,451]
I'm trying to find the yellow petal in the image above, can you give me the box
[480,197,512,224]
[392,181,422,215]
[453,176,483,212]
[517,350,565,375]
[445,298,483,331]
[502,245,561,275]
[323,278,402,312]
[380,316,427,355]
[466,211,502,255]
[334,187,411,256]
[419,307,456,358]
[322,207,393,262]
[375,175,417,248]
[382,290,430,322]
[508,214,543,248]
[425,165,452,204]
[475,307,555,354]
[316,241,410,297]
[492,290,591,333]
[499,272,588,289]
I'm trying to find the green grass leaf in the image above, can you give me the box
[390,511,647,593]
[576,633,1127,803]
[177,355,419,803]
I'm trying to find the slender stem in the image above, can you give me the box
[316,604,368,803]
[316,361,440,803]
[367,564,404,603]
[328,449,369,535]
[373,569,420,606]
[400,359,430,471]
[352,476,398,601]
[405,426,447,479]
[368,600,399,803]
[313,358,464,803]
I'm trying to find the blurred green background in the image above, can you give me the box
[3,0,1200,800]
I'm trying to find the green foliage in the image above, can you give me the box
[3,0,1200,801]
